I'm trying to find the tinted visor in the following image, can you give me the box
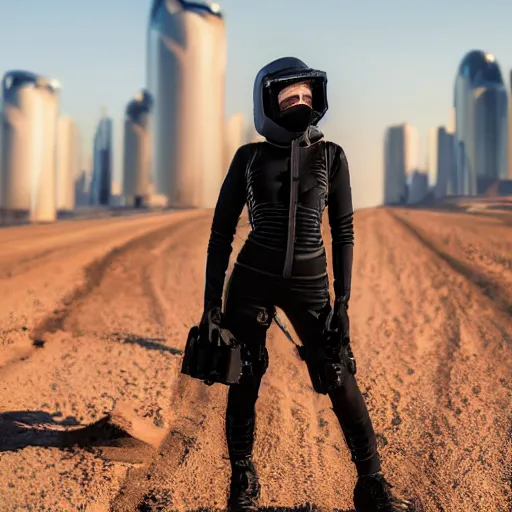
[262,68,328,124]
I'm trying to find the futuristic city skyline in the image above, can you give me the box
[2,3,512,221]
[384,49,512,205]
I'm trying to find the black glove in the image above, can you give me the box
[199,305,224,346]
[199,305,240,349]
[200,304,221,326]
[325,296,356,376]
[326,296,350,344]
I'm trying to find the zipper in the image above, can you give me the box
[283,138,300,277]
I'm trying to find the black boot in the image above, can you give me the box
[354,472,422,512]
[227,457,260,512]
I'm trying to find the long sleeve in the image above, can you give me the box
[327,143,354,302]
[204,145,248,310]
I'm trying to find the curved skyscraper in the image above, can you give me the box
[454,51,508,195]
[122,90,152,207]
[147,0,226,208]
[0,71,60,224]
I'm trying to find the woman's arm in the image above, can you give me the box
[327,143,354,306]
[204,145,249,311]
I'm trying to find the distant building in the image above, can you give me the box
[90,115,112,206]
[508,70,512,179]
[148,0,226,208]
[56,116,78,212]
[473,81,508,184]
[0,70,60,224]
[224,113,247,172]
[427,128,439,187]
[123,90,152,207]
[110,180,124,207]
[427,126,457,199]
[75,170,89,206]
[434,128,457,198]
[407,170,429,204]
[383,123,419,205]
[245,125,265,143]
[454,50,508,195]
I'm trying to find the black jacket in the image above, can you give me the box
[204,126,354,310]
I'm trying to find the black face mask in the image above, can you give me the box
[275,104,313,133]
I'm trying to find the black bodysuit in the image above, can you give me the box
[204,127,353,310]
[204,126,381,477]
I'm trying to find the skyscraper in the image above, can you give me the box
[90,114,112,206]
[427,128,439,187]
[407,170,429,204]
[454,50,508,195]
[508,69,512,179]
[122,90,152,207]
[0,71,60,224]
[434,127,456,198]
[383,123,419,205]
[56,116,78,212]
[224,113,247,172]
[473,83,508,189]
[147,0,226,208]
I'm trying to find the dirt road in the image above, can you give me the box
[0,207,509,511]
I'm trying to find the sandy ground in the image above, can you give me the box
[0,205,510,512]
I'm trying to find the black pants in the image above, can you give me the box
[223,263,381,477]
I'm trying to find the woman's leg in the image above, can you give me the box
[222,266,275,511]
[281,279,418,510]
[281,277,381,477]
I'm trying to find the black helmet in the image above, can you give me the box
[253,57,328,144]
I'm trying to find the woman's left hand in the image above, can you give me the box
[327,297,350,344]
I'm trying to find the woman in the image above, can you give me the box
[201,57,417,512]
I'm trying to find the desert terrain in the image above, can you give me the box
[0,204,510,512]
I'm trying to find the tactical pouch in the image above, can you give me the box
[181,325,243,386]
[298,333,357,395]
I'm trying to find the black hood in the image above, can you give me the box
[253,57,328,146]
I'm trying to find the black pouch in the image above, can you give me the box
[299,332,357,395]
[181,325,243,386]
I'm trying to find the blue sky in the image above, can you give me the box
[1,0,512,208]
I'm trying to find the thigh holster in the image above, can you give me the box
[242,343,269,378]
[298,331,357,395]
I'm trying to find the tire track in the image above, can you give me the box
[0,211,164,245]
[0,215,204,373]
[110,377,218,512]
[389,209,512,322]
[385,208,512,509]
[2,205,510,510]
[0,214,170,277]
[139,217,206,330]
[108,214,223,511]
[32,217,203,340]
